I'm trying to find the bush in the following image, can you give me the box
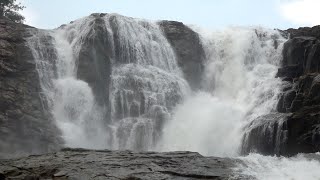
[0,0,25,23]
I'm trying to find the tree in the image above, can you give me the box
[0,0,25,23]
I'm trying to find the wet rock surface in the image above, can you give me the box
[245,26,320,156]
[159,21,205,90]
[76,14,112,108]
[0,148,244,180]
[276,26,320,155]
[241,113,289,156]
[286,25,320,39]
[242,25,320,156]
[0,18,61,157]
[276,37,320,80]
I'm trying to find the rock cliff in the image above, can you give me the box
[243,26,320,156]
[276,27,320,155]
[0,18,61,157]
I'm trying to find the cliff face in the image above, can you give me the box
[243,26,320,156]
[276,27,320,155]
[0,18,61,157]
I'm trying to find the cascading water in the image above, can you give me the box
[156,26,320,179]
[27,18,111,149]
[158,27,286,157]
[26,13,320,179]
[107,15,189,150]
[27,14,189,150]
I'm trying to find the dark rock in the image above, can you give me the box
[277,74,320,113]
[271,25,320,156]
[308,75,320,105]
[283,37,317,66]
[242,108,320,156]
[270,73,320,155]
[159,21,205,90]
[277,37,320,79]
[305,42,320,73]
[290,93,303,112]
[75,16,112,108]
[285,106,320,156]
[278,26,320,79]
[286,25,320,39]
[0,18,61,157]
[276,65,302,80]
[0,148,244,180]
[277,89,296,113]
[241,113,289,156]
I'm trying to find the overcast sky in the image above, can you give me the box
[18,0,320,29]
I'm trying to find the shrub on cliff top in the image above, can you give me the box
[0,0,25,23]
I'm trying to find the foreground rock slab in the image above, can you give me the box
[0,148,244,180]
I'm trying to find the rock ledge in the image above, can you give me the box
[0,148,244,180]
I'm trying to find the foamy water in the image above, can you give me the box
[237,153,320,180]
[159,27,286,157]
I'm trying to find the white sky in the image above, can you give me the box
[280,0,320,26]
[18,0,320,29]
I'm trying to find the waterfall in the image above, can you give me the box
[27,14,189,150]
[25,13,320,179]
[107,15,189,150]
[27,13,288,154]
[158,27,287,157]
[27,18,111,149]
[27,12,290,156]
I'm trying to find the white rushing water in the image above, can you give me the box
[27,14,189,150]
[237,153,320,180]
[158,27,286,157]
[26,14,320,179]
[27,18,110,149]
[107,15,189,150]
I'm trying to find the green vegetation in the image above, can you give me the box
[0,0,25,23]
